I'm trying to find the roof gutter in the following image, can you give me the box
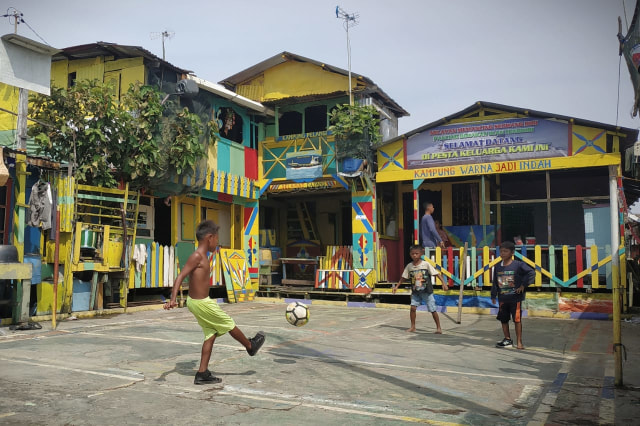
[187,76,274,117]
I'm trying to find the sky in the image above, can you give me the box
[1,0,638,136]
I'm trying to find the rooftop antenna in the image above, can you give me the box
[150,30,174,60]
[2,7,23,34]
[335,6,359,105]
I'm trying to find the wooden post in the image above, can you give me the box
[609,165,622,387]
[52,209,60,329]
[457,243,468,324]
[89,271,98,311]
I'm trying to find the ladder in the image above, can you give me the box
[296,202,320,243]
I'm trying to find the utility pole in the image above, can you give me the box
[151,30,174,61]
[335,6,359,105]
[4,7,28,149]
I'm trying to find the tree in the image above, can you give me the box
[28,80,216,191]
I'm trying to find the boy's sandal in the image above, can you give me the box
[247,331,265,356]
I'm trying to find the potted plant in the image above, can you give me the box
[329,103,381,174]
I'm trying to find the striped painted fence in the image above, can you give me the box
[316,245,353,290]
[129,242,177,289]
[422,244,626,290]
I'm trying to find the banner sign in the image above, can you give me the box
[269,179,338,193]
[375,154,621,183]
[406,118,569,169]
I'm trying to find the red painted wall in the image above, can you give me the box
[381,235,404,283]
[244,147,258,180]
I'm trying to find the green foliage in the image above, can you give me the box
[28,80,213,191]
[329,103,381,159]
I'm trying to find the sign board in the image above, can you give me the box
[0,34,59,95]
[285,150,322,180]
[405,118,569,168]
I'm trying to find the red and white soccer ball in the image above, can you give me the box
[285,301,310,327]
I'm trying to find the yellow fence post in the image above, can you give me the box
[535,245,542,286]
[563,245,569,283]
[591,245,599,289]
[483,246,491,288]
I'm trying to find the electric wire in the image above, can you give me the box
[20,17,50,46]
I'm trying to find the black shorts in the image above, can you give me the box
[496,300,522,323]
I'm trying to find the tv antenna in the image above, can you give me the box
[2,7,22,34]
[150,30,174,60]
[335,6,359,105]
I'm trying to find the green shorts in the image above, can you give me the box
[187,296,236,341]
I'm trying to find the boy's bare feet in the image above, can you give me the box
[435,330,442,334]
[516,345,525,350]
[406,327,416,332]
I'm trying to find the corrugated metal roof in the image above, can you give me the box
[53,42,192,75]
[187,76,274,116]
[218,51,409,117]
[379,101,639,148]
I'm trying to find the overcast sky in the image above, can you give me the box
[1,0,638,135]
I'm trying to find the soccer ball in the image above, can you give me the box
[285,302,309,327]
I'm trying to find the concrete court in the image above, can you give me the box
[0,300,639,425]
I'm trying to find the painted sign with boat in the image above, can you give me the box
[285,150,322,180]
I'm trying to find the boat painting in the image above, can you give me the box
[286,150,323,180]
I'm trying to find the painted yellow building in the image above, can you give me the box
[219,52,408,292]
[0,42,273,320]
[375,101,638,317]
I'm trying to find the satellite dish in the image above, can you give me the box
[175,78,198,97]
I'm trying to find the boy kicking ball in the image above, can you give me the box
[164,220,265,384]
[393,245,448,333]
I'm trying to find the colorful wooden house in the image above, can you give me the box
[0,41,272,321]
[375,101,638,317]
[218,52,408,293]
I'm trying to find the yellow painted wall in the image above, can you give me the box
[0,83,18,132]
[207,143,218,171]
[240,61,358,102]
[571,124,607,155]
[51,60,69,89]
[36,281,66,315]
[69,57,105,83]
[377,139,405,172]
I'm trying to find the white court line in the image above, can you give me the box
[361,320,392,329]
[0,357,144,382]
[265,350,547,383]
[217,387,459,425]
[48,330,549,384]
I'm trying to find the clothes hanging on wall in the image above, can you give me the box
[48,185,58,240]
[133,243,147,272]
[28,181,52,230]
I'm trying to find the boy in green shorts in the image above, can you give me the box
[164,220,265,384]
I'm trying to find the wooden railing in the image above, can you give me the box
[421,244,625,290]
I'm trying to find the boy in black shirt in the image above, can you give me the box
[491,241,535,349]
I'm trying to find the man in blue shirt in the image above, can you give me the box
[420,202,444,249]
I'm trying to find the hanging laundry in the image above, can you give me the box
[28,181,52,230]
[133,243,147,272]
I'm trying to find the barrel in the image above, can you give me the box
[80,230,97,249]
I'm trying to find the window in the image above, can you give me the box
[452,183,479,225]
[304,105,327,133]
[68,72,77,88]
[216,107,243,143]
[279,111,302,136]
